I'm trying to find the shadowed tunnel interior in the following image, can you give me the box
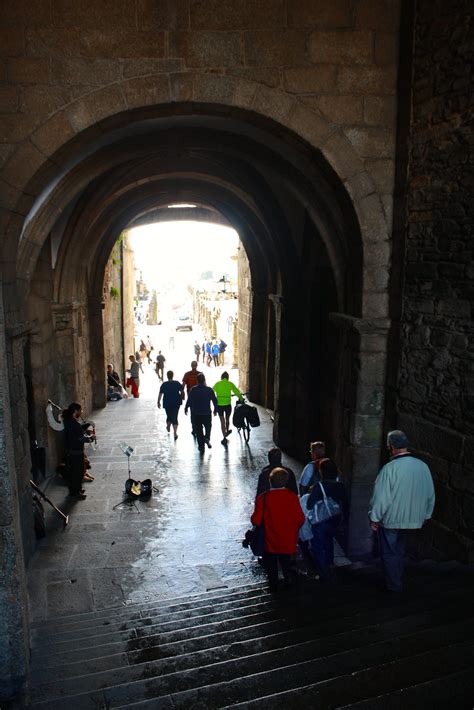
[16,105,363,482]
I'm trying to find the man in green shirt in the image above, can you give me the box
[369,430,435,593]
[213,371,244,445]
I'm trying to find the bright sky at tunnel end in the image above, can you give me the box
[127,221,239,288]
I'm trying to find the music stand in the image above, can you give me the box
[112,442,140,513]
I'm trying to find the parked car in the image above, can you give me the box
[175,314,193,331]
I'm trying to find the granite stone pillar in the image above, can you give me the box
[247,290,267,404]
[0,287,30,702]
[273,293,303,455]
[329,314,390,557]
[89,298,106,410]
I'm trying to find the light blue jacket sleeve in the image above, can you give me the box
[369,467,392,522]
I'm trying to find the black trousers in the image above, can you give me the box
[65,453,84,494]
[193,413,212,449]
[263,552,292,589]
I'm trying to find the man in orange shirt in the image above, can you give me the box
[181,360,202,396]
[251,468,305,592]
[182,360,203,438]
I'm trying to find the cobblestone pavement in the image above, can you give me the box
[28,356,295,621]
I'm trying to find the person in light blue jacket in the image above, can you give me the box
[369,430,435,593]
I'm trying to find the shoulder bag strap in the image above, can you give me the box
[318,482,332,517]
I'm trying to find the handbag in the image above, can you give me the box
[298,493,314,542]
[307,483,340,525]
[242,494,266,556]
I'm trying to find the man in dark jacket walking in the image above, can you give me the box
[184,373,218,453]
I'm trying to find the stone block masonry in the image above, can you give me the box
[396,0,474,561]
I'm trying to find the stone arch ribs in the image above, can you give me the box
[56,167,283,307]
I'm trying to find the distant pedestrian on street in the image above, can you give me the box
[213,371,244,445]
[369,430,435,593]
[205,339,212,366]
[168,330,175,350]
[155,351,166,382]
[182,360,203,396]
[211,340,220,367]
[194,341,201,360]
[139,339,147,364]
[182,360,203,437]
[145,335,154,364]
[251,468,305,593]
[201,340,206,364]
[184,373,218,454]
[126,354,140,398]
[157,371,184,440]
[135,351,144,373]
[218,338,227,365]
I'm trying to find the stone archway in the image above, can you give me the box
[3,93,390,530]
[0,92,391,698]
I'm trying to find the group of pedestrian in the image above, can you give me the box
[156,362,244,452]
[200,337,227,367]
[250,431,435,595]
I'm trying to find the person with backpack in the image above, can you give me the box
[306,458,349,583]
[299,441,326,495]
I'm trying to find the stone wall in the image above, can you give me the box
[0,0,399,230]
[103,238,125,381]
[0,287,29,701]
[397,0,474,560]
[237,244,251,396]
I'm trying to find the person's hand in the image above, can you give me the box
[184,409,188,416]
[213,411,217,416]
[157,403,161,409]
[370,521,380,532]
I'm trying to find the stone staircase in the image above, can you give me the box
[27,563,474,709]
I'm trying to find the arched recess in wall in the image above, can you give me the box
[6,103,364,469]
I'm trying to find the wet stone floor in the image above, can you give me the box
[28,363,288,621]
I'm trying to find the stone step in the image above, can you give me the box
[29,582,472,683]
[336,667,474,708]
[31,595,277,647]
[30,621,474,709]
[29,581,407,670]
[29,603,473,704]
[30,568,472,667]
[28,593,395,683]
[221,641,474,709]
[30,581,268,629]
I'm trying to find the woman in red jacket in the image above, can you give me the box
[251,467,305,592]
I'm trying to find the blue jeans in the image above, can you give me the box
[311,515,341,581]
[378,527,406,592]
